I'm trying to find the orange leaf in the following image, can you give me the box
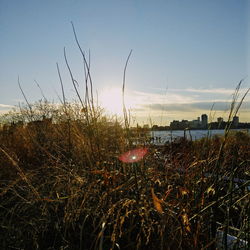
[182,211,191,232]
[151,188,164,214]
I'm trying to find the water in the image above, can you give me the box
[150,129,249,144]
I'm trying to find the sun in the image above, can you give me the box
[99,87,135,115]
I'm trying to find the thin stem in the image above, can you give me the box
[122,49,132,130]
[18,76,33,120]
[64,47,84,108]
[56,63,66,106]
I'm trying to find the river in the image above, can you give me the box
[150,129,250,144]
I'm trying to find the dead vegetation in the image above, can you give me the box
[0,102,249,249]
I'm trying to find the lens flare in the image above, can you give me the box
[119,148,148,163]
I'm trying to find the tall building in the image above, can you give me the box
[201,114,208,128]
[232,116,239,127]
[189,119,200,129]
[170,120,188,130]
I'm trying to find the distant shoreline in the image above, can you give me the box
[151,128,250,132]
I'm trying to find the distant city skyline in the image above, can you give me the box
[151,113,250,130]
[0,0,249,125]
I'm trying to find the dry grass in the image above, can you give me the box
[0,101,249,249]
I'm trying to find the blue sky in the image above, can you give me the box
[0,0,249,125]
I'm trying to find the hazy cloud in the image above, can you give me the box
[168,88,249,95]
[0,104,14,109]
[131,90,195,105]
[135,101,250,112]
[129,88,250,112]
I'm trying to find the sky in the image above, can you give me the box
[0,0,249,125]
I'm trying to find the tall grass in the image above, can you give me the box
[1,105,249,249]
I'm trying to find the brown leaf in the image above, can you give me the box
[151,188,164,214]
[181,210,191,232]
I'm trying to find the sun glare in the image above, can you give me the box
[99,87,135,115]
